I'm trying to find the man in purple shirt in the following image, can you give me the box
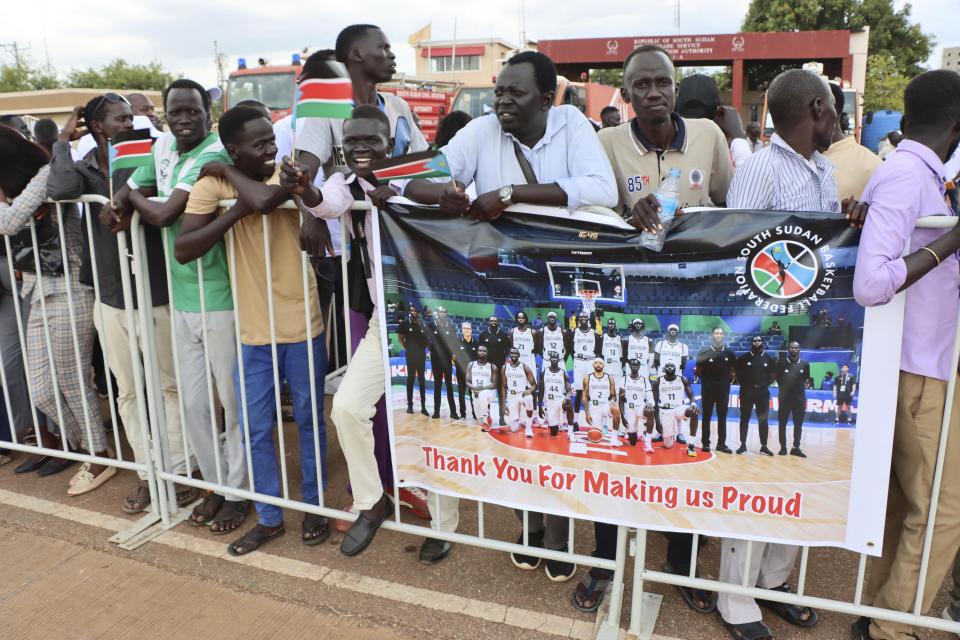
[852,69,960,640]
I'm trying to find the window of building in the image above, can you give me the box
[430,55,481,72]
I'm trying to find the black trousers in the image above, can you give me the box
[837,395,853,422]
[700,382,730,449]
[433,364,457,415]
[592,522,621,579]
[406,353,427,407]
[739,387,770,446]
[778,392,806,448]
[454,363,468,416]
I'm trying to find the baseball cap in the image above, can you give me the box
[676,74,720,119]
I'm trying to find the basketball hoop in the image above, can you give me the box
[577,289,597,316]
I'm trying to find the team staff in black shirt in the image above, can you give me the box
[694,327,736,454]
[735,335,778,456]
[776,341,810,458]
[428,307,460,419]
[397,306,430,415]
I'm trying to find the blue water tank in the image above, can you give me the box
[861,110,903,153]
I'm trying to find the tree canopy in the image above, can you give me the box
[0,58,179,93]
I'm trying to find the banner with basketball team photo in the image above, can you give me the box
[372,201,904,553]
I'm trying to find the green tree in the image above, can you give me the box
[588,68,623,87]
[66,59,178,91]
[0,61,61,92]
[742,0,933,77]
[863,54,909,112]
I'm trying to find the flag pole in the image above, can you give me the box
[289,83,300,165]
[450,18,457,83]
[107,136,114,205]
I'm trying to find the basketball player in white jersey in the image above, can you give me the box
[501,348,537,438]
[509,312,538,375]
[601,318,624,389]
[583,358,622,446]
[653,363,699,457]
[625,318,653,380]
[540,312,569,364]
[539,351,574,437]
[619,358,656,451]
[467,345,499,432]
[571,313,600,425]
[653,324,689,378]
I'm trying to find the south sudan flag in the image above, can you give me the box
[371,151,452,181]
[108,129,153,173]
[292,78,353,121]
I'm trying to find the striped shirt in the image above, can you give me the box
[726,134,840,212]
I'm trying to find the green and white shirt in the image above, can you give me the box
[129,132,233,313]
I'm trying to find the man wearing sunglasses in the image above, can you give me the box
[47,92,196,514]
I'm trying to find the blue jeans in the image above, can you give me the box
[236,337,328,527]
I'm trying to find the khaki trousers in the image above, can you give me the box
[331,313,384,511]
[96,303,187,479]
[866,372,960,640]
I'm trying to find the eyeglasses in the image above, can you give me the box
[87,92,130,120]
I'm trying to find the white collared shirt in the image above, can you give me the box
[436,105,617,210]
[727,133,840,212]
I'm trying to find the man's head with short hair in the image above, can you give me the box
[494,51,558,139]
[126,92,163,130]
[622,45,675,128]
[600,105,621,128]
[32,118,58,153]
[163,79,211,153]
[218,105,276,181]
[335,24,395,84]
[903,70,960,161]
[235,100,271,119]
[746,121,761,141]
[766,68,836,155]
[84,94,134,143]
[341,104,391,179]
[301,49,338,81]
[0,115,31,140]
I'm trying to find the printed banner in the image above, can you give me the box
[374,203,903,553]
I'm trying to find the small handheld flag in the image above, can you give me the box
[370,151,452,181]
[108,129,153,174]
[292,78,353,124]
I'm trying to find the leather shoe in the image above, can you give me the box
[37,456,76,477]
[419,537,451,564]
[14,455,52,474]
[340,496,393,557]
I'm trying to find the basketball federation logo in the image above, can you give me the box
[736,225,836,313]
[750,240,818,299]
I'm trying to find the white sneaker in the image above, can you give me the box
[524,425,534,439]
[643,437,654,453]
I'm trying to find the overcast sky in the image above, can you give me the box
[3,0,952,88]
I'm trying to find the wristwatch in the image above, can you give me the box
[498,185,514,206]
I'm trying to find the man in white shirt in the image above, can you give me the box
[404,50,617,218]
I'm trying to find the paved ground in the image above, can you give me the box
[0,399,957,640]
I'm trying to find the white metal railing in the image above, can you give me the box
[2,196,958,640]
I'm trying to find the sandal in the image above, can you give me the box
[756,583,819,627]
[176,486,200,508]
[122,481,152,514]
[663,562,717,614]
[189,492,225,526]
[210,501,250,536]
[570,570,610,613]
[227,524,285,556]
[721,618,774,640]
[302,513,330,546]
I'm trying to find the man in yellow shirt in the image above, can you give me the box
[823,83,882,200]
[175,106,328,557]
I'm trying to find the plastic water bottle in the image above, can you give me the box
[639,167,682,252]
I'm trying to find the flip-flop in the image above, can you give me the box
[663,562,717,613]
[302,513,330,546]
[227,525,286,556]
[189,492,225,526]
[720,618,774,640]
[570,571,610,613]
[756,583,819,628]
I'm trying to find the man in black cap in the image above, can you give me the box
[735,335,777,456]
[695,327,735,453]
[775,340,809,457]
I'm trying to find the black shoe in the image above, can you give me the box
[851,616,873,640]
[778,446,788,456]
[716,444,732,454]
[510,529,544,570]
[419,537,451,564]
[628,433,637,446]
[420,407,430,416]
[431,411,440,419]
[450,411,460,420]
[652,434,664,443]
[545,545,577,582]
[759,446,774,457]
[14,455,52,474]
[701,445,711,453]
[549,425,559,436]
[736,444,747,455]
[340,496,393,557]
[36,456,75,477]
[406,405,414,414]
[790,447,807,458]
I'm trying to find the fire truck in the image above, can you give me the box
[224,54,458,142]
